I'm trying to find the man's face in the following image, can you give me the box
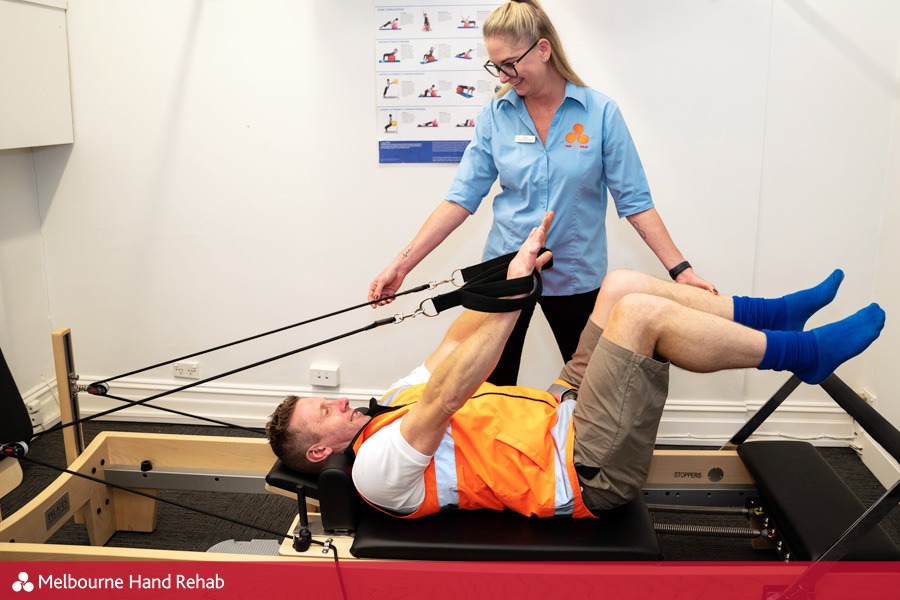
[291,397,371,457]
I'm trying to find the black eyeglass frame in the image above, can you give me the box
[483,39,540,78]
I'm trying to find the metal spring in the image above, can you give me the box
[654,522,763,538]
[647,503,749,515]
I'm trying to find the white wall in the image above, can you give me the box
[862,29,900,484]
[0,149,54,403]
[1,1,899,444]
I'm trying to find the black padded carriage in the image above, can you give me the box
[268,453,663,560]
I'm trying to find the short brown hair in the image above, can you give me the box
[266,395,323,474]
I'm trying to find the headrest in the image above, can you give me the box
[266,459,319,499]
[318,452,365,533]
[0,346,33,445]
[265,451,364,533]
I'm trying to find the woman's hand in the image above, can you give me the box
[675,269,718,295]
[369,264,406,306]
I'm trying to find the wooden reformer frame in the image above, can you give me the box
[0,326,838,563]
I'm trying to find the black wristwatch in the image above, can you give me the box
[668,261,692,280]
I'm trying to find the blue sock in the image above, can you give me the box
[734,269,844,331]
[759,303,885,384]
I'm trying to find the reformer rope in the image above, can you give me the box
[4,250,547,573]
[77,393,266,435]
[31,321,384,442]
[31,249,547,442]
[92,247,547,386]
[90,284,437,386]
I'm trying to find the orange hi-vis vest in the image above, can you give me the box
[350,382,595,519]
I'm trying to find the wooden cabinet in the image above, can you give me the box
[0,0,73,150]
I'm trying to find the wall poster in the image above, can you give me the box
[375,1,502,164]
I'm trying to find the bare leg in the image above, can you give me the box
[603,293,765,373]
[591,270,733,331]
[602,292,885,382]
[558,270,739,388]
[592,269,844,333]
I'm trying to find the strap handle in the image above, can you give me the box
[430,248,552,314]
[458,248,553,285]
[431,273,539,314]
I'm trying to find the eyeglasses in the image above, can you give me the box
[483,39,539,78]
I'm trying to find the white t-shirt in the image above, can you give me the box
[351,364,432,514]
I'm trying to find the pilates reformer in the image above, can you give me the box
[265,372,900,564]
[1,256,899,573]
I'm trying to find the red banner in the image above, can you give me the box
[2,561,898,600]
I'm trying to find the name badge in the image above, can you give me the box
[515,135,536,144]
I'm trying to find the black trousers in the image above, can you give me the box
[486,288,600,386]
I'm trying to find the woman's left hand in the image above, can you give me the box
[675,269,718,295]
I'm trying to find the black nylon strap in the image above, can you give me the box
[431,247,551,314]
[459,248,553,285]
[431,271,542,314]
[459,251,516,283]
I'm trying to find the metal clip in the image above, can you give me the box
[428,269,465,290]
[392,298,439,323]
[391,309,420,324]
[322,538,333,554]
[68,372,80,397]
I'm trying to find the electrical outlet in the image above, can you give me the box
[861,388,877,404]
[310,365,340,388]
[173,362,200,379]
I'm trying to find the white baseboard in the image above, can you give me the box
[657,398,857,447]
[856,431,900,489]
[21,379,61,433]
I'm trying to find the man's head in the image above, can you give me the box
[266,395,371,473]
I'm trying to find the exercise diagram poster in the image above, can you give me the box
[376,1,502,164]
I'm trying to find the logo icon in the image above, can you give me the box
[12,572,34,592]
[565,123,589,146]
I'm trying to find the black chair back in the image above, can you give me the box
[0,346,34,445]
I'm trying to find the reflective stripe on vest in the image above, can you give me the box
[433,425,459,509]
[551,398,576,516]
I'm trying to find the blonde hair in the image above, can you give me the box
[483,0,585,96]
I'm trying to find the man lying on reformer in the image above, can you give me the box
[266,212,885,518]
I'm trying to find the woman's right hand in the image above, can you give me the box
[369,264,406,307]
[368,201,471,307]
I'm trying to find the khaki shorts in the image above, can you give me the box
[558,320,669,512]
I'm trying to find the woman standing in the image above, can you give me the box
[369,0,716,385]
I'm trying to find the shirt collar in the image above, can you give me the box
[344,398,405,457]
[498,80,586,109]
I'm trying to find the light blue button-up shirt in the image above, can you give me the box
[446,82,654,296]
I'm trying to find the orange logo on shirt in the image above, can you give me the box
[565,123,589,146]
